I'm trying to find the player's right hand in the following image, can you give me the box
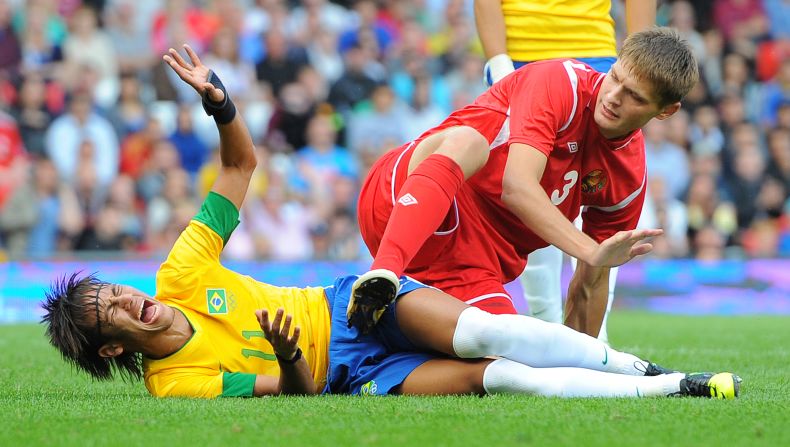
[256,308,301,361]
[484,53,516,86]
[588,228,664,267]
[162,44,225,103]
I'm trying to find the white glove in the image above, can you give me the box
[483,53,516,86]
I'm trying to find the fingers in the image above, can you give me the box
[168,47,193,70]
[258,309,271,335]
[183,44,202,67]
[271,307,284,334]
[289,326,301,344]
[632,228,663,239]
[629,242,654,257]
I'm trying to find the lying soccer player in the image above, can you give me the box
[42,46,740,399]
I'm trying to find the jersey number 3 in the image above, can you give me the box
[550,170,578,205]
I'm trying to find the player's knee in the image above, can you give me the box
[452,307,501,358]
[464,362,488,396]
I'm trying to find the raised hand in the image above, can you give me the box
[256,308,301,361]
[162,44,225,103]
[587,228,663,267]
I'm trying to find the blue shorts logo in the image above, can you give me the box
[360,380,378,396]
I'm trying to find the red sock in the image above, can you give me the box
[371,154,465,276]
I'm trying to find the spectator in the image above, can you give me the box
[10,73,55,158]
[168,105,209,179]
[644,119,691,200]
[255,29,307,98]
[107,73,148,137]
[203,26,258,99]
[327,44,380,116]
[62,6,119,107]
[760,59,790,127]
[347,83,409,154]
[26,158,70,257]
[104,0,156,76]
[45,93,120,188]
[0,0,22,78]
[689,105,726,157]
[291,113,358,199]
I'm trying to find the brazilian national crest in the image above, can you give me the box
[206,289,228,314]
[581,170,607,194]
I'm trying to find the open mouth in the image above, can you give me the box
[139,300,158,324]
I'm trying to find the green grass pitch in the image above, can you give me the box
[2,311,789,447]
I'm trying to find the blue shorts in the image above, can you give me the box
[514,56,616,73]
[321,275,436,395]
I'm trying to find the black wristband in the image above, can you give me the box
[276,347,302,364]
[201,69,237,125]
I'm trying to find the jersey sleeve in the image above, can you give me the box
[581,185,646,243]
[505,60,581,156]
[156,192,240,296]
[145,369,224,398]
[193,191,240,245]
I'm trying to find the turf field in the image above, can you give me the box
[2,311,788,447]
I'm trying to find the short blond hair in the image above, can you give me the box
[619,27,699,106]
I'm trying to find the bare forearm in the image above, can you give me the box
[624,0,657,35]
[503,186,597,263]
[474,0,508,58]
[564,263,610,336]
[278,357,318,395]
[217,113,255,169]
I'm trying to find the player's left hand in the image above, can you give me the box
[256,308,301,361]
[162,44,225,103]
[588,228,663,267]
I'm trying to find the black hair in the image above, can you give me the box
[41,272,143,381]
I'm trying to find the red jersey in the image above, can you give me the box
[358,59,646,309]
[0,113,26,208]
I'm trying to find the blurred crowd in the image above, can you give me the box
[0,0,788,262]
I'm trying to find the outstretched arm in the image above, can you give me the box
[502,143,662,267]
[624,0,657,35]
[474,0,515,85]
[474,0,507,59]
[163,45,257,210]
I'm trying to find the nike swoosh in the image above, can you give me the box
[602,347,608,365]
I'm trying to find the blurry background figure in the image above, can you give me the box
[0,0,787,267]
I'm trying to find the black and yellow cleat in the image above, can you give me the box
[346,269,400,335]
[678,372,742,399]
[642,362,678,376]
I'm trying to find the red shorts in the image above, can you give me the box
[357,142,520,315]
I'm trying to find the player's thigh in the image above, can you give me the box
[399,358,493,395]
[409,126,489,177]
[395,286,468,355]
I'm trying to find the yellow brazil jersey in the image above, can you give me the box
[143,192,331,398]
[502,0,617,61]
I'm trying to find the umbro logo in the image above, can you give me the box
[398,193,418,206]
[567,141,579,153]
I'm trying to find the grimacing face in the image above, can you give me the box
[92,284,175,356]
[594,60,680,139]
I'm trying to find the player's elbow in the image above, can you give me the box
[500,180,528,210]
[224,151,257,174]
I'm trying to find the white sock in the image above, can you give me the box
[483,359,683,398]
[453,307,649,375]
[596,266,619,345]
[521,245,564,323]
